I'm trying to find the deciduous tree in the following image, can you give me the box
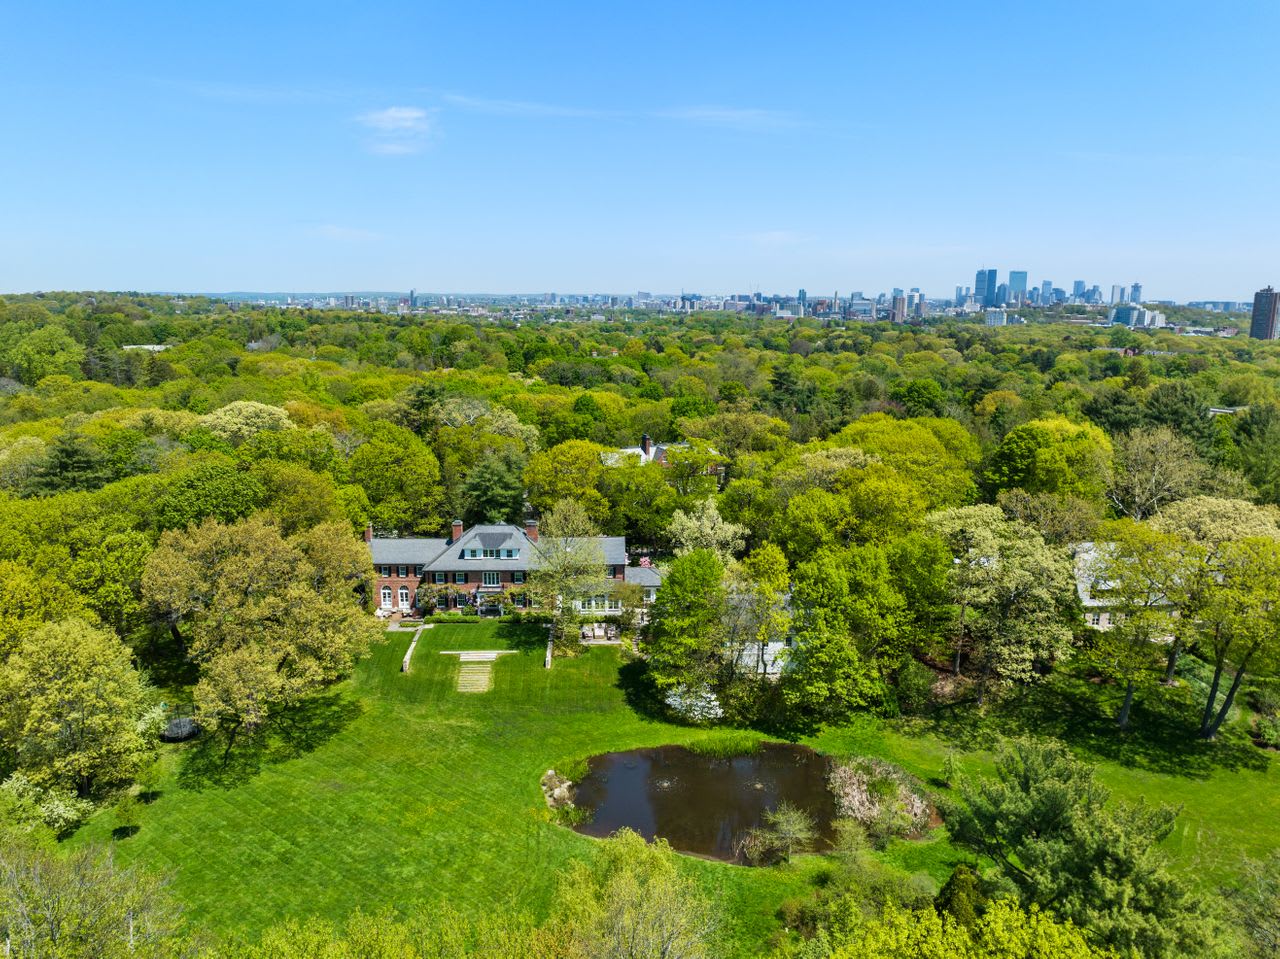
[0,619,150,797]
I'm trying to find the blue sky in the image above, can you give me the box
[2,1,1277,299]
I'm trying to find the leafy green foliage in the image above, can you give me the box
[949,739,1217,958]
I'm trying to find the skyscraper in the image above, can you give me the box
[1041,280,1053,304]
[1110,284,1126,305]
[891,295,907,323]
[1072,280,1086,299]
[975,268,997,307]
[1250,287,1279,340]
[1130,282,1142,304]
[1008,271,1028,304]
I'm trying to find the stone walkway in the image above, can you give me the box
[439,650,517,693]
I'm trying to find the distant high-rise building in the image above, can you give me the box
[985,309,1008,327]
[996,283,1010,305]
[409,288,417,308]
[1111,284,1126,305]
[891,295,907,323]
[1072,280,1086,299]
[975,268,998,307]
[798,289,807,316]
[1008,271,1028,304]
[1250,287,1279,340]
[955,285,964,305]
[1130,282,1142,304]
[1041,280,1053,304]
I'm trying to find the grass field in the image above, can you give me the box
[73,621,1278,953]
[75,624,831,954]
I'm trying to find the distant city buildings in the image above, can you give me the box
[891,294,908,323]
[1109,305,1166,328]
[984,309,1008,327]
[1008,271,1028,304]
[975,268,997,307]
[1250,287,1279,340]
[1110,284,1126,305]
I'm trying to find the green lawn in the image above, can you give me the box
[75,624,823,954]
[807,663,1280,891]
[73,623,1278,953]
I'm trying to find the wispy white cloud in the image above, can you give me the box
[656,106,797,131]
[356,106,434,155]
[309,224,381,242]
[440,92,797,131]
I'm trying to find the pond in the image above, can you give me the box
[571,742,838,862]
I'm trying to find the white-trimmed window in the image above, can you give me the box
[398,586,410,610]
[434,572,446,585]
[397,565,407,578]
[504,548,518,559]
[483,571,499,587]
[483,548,499,559]
[455,572,467,584]
[513,570,525,584]
[380,586,392,609]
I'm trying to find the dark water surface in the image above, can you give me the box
[571,743,838,861]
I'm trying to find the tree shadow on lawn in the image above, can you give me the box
[493,620,550,652]
[616,658,668,722]
[176,692,363,792]
[926,674,1269,780]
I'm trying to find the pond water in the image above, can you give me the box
[571,743,838,862]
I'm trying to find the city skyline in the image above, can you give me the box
[3,2,1279,297]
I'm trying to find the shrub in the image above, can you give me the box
[828,758,931,848]
[935,864,986,927]
[113,792,140,837]
[895,659,937,715]
[664,684,724,725]
[1258,714,1280,748]
[1,775,96,837]
[738,800,816,865]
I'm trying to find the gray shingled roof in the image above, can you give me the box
[370,524,628,572]
[557,536,628,567]
[624,565,663,587]
[369,538,447,565]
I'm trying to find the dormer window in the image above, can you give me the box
[467,548,479,558]
[504,548,518,559]
[482,549,499,559]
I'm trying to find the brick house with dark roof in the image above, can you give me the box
[366,519,655,615]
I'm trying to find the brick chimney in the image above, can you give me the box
[524,518,539,542]
[363,523,373,544]
[640,433,652,457]
[451,519,464,542]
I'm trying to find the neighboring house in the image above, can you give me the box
[608,434,688,467]
[605,435,725,479]
[367,519,659,616]
[1074,542,1121,629]
[1072,541,1174,632]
